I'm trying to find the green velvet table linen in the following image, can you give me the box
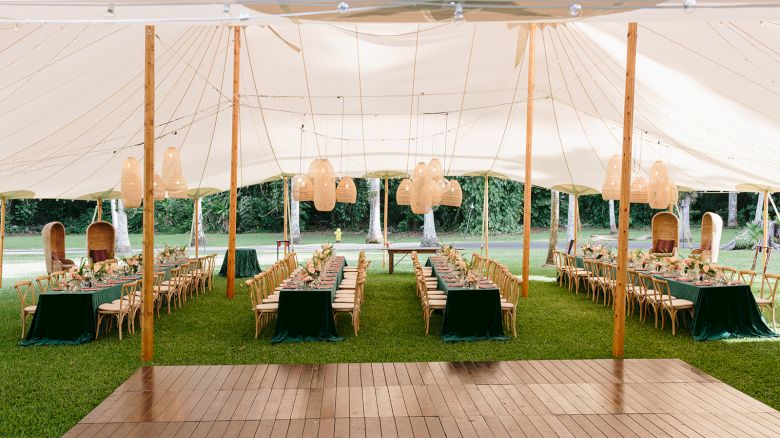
[219,248,262,278]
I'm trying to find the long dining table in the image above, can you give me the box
[427,256,507,342]
[270,257,346,343]
[20,264,177,346]
[576,256,777,341]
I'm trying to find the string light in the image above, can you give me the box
[337,1,350,15]
[683,0,696,12]
[13,24,18,33]
[105,2,115,17]
[569,3,582,17]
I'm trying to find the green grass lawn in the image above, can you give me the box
[1,260,779,437]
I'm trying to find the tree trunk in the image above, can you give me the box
[566,193,575,243]
[365,178,383,243]
[421,210,438,247]
[545,190,559,265]
[609,200,617,234]
[727,191,738,227]
[754,192,764,224]
[189,197,206,250]
[679,193,692,248]
[111,199,132,255]
[290,179,301,244]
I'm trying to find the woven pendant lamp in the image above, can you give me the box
[648,161,670,209]
[292,175,313,202]
[309,159,336,211]
[153,173,165,200]
[430,180,443,207]
[601,154,621,200]
[441,179,462,207]
[667,180,679,206]
[396,178,412,205]
[120,157,142,208]
[428,158,444,181]
[336,177,357,203]
[168,171,188,198]
[410,162,432,214]
[630,170,649,204]
[162,147,183,192]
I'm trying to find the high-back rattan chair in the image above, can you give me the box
[86,221,115,263]
[692,212,723,263]
[650,212,680,256]
[42,221,75,274]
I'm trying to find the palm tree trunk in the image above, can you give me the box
[290,179,301,244]
[545,190,559,265]
[609,200,617,234]
[754,192,764,224]
[566,194,575,244]
[421,210,438,247]
[366,178,383,243]
[189,198,206,250]
[727,192,738,227]
[679,193,692,248]
[111,199,132,255]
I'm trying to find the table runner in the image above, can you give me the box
[219,248,262,278]
[576,257,776,341]
[20,265,176,346]
[271,258,345,343]
[427,257,506,342]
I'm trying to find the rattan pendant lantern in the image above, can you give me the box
[648,160,670,209]
[309,158,336,211]
[410,162,432,214]
[396,178,412,205]
[601,154,621,200]
[292,175,313,202]
[120,157,142,208]
[430,180,443,207]
[153,173,165,200]
[162,147,183,192]
[630,170,649,204]
[667,180,679,206]
[336,177,357,203]
[441,179,462,207]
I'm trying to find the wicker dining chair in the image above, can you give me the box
[35,274,52,294]
[565,255,588,295]
[501,276,520,337]
[160,267,182,314]
[418,272,446,336]
[15,281,37,339]
[96,281,136,340]
[651,277,693,336]
[333,273,365,336]
[739,270,757,288]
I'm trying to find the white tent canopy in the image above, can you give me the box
[1,2,780,199]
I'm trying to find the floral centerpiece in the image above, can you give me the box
[121,255,141,275]
[683,254,718,281]
[64,259,94,290]
[158,245,187,264]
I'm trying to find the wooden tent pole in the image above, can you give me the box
[141,25,155,362]
[483,174,489,259]
[383,176,389,267]
[283,176,289,255]
[227,26,240,299]
[612,22,638,359]
[521,24,535,298]
[0,197,5,289]
[194,196,199,259]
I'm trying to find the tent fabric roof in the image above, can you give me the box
[1,4,780,199]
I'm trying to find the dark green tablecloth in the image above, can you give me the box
[219,248,262,278]
[427,257,507,342]
[271,258,345,343]
[576,256,777,341]
[20,265,175,346]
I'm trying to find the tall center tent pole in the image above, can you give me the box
[227,26,241,299]
[141,25,156,362]
[521,24,536,298]
[612,22,639,359]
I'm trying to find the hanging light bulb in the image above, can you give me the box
[162,147,183,192]
[120,157,142,208]
[396,178,412,206]
[441,179,463,207]
[601,155,621,200]
[569,3,582,17]
[309,159,336,211]
[337,1,350,15]
[648,161,670,209]
[105,2,115,17]
[630,170,649,204]
[336,177,357,203]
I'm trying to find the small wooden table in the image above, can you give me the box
[386,246,440,274]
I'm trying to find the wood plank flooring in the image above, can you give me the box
[65,359,780,437]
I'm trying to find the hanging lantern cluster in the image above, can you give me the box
[120,147,190,208]
[396,158,461,214]
[601,155,677,209]
[293,158,358,211]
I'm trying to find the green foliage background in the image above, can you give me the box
[3,179,762,235]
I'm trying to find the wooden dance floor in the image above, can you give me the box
[66,359,780,437]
